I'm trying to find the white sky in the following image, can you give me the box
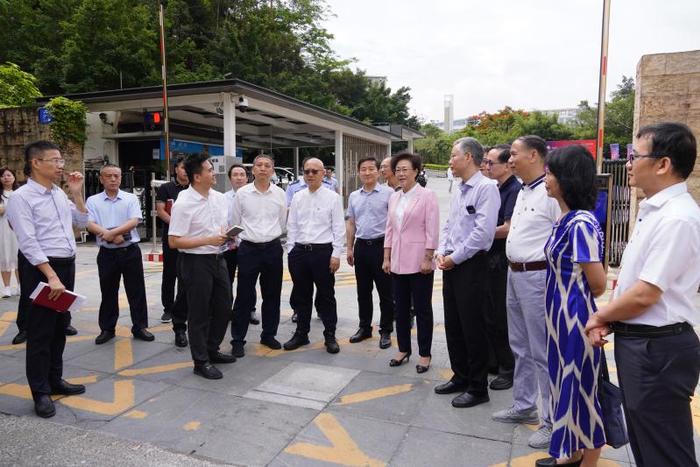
[322,0,700,123]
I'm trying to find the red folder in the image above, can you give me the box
[29,282,86,313]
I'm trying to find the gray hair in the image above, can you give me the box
[453,137,485,165]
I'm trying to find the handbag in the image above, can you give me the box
[597,352,629,448]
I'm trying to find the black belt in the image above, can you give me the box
[180,252,227,260]
[294,243,332,251]
[355,236,384,246]
[443,250,487,258]
[610,321,693,338]
[99,243,136,251]
[241,238,281,248]
[47,256,76,265]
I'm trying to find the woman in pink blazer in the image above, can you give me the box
[382,152,439,373]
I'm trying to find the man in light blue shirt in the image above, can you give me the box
[285,176,334,207]
[435,137,500,409]
[86,164,153,345]
[345,157,394,349]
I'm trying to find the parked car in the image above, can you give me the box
[242,164,297,188]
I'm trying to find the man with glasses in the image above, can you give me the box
[284,158,345,353]
[586,122,700,466]
[6,140,89,418]
[483,145,520,390]
[346,157,394,349]
[229,155,286,357]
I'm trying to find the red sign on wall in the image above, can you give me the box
[546,139,597,159]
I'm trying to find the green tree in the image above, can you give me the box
[0,62,42,108]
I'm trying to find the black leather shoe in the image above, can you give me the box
[193,362,222,379]
[349,328,372,343]
[389,352,411,367]
[209,351,236,364]
[34,394,56,418]
[12,330,27,345]
[489,374,513,390]
[325,337,340,354]
[249,312,260,325]
[95,330,115,345]
[535,456,581,467]
[175,330,188,348]
[231,341,245,357]
[283,333,309,351]
[379,332,391,349]
[434,380,468,395]
[452,392,490,408]
[64,325,78,336]
[50,380,86,396]
[132,328,155,342]
[260,336,282,350]
[488,365,500,376]
[291,312,298,323]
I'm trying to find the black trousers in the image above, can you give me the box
[615,328,700,467]
[393,272,433,357]
[483,250,514,374]
[19,252,74,397]
[443,254,489,395]
[223,248,238,286]
[164,242,188,332]
[353,239,393,334]
[16,251,71,332]
[231,240,282,343]
[178,253,231,363]
[96,244,148,332]
[288,244,337,337]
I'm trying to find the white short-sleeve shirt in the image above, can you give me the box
[614,182,700,326]
[168,186,229,254]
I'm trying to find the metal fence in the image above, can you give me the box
[602,160,631,266]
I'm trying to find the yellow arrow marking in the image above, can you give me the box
[0,311,17,322]
[0,375,99,401]
[285,413,385,466]
[439,369,453,381]
[0,334,93,351]
[60,379,136,416]
[114,338,133,370]
[66,375,99,385]
[0,320,10,338]
[255,339,328,357]
[183,421,201,431]
[692,396,700,436]
[337,384,413,406]
[119,361,193,377]
[123,410,148,419]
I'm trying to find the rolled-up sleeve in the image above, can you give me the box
[71,200,88,229]
[127,195,143,220]
[6,195,49,265]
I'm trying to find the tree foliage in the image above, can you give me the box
[0,0,420,128]
[0,62,42,108]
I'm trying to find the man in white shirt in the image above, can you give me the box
[586,122,700,467]
[284,158,345,353]
[491,135,560,450]
[229,155,286,357]
[168,153,236,379]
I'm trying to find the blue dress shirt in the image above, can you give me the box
[6,178,88,265]
[345,184,393,240]
[86,190,142,248]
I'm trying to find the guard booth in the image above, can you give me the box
[39,79,409,240]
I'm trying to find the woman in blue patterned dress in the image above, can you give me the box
[536,145,608,467]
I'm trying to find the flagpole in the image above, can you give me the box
[595,0,612,172]
[159,0,171,180]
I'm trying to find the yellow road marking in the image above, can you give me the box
[114,338,133,370]
[183,421,201,431]
[0,311,17,321]
[66,375,99,385]
[0,320,10,338]
[0,334,93,351]
[0,375,98,401]
[119,361,193,377]
[285,413,385,466]
[124,410,148,419]
[692,396,700,436]
[337,384,413,406]
[60,380,136,415]
[439,369,453,381]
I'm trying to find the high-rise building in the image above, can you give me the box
[444,95,454,134]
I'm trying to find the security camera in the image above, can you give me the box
[236,96,249,113]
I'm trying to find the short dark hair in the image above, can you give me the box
[636,122,697,179]
[390,152,422,174]
[183,153,210,183]
[24,140,60,176]
[228,163,245,178]
[491,144,512,164]
[173,154,186,169]
[0,166,19,202]
[357,157,380,170]
[517,135,548,159]
[545,145,597,211]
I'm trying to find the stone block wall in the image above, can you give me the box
[635,50,700,203]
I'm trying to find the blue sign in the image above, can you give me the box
[159,138,241,161]
[38,107,53,124]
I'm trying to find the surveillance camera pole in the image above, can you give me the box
[159,0,171,180]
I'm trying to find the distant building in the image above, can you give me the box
[538,107,580,125]
[444,95,454,133]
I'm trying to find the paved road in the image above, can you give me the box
[0,176,694,466]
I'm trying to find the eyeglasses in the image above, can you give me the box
[628,153,666,162]
[483,160,505,167]
[303,169,321,175]
[39,158,66,166]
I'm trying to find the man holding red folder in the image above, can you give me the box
[6,140,89,418]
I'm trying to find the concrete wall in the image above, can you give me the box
[0,106,84,181]
[634,50,700,203]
